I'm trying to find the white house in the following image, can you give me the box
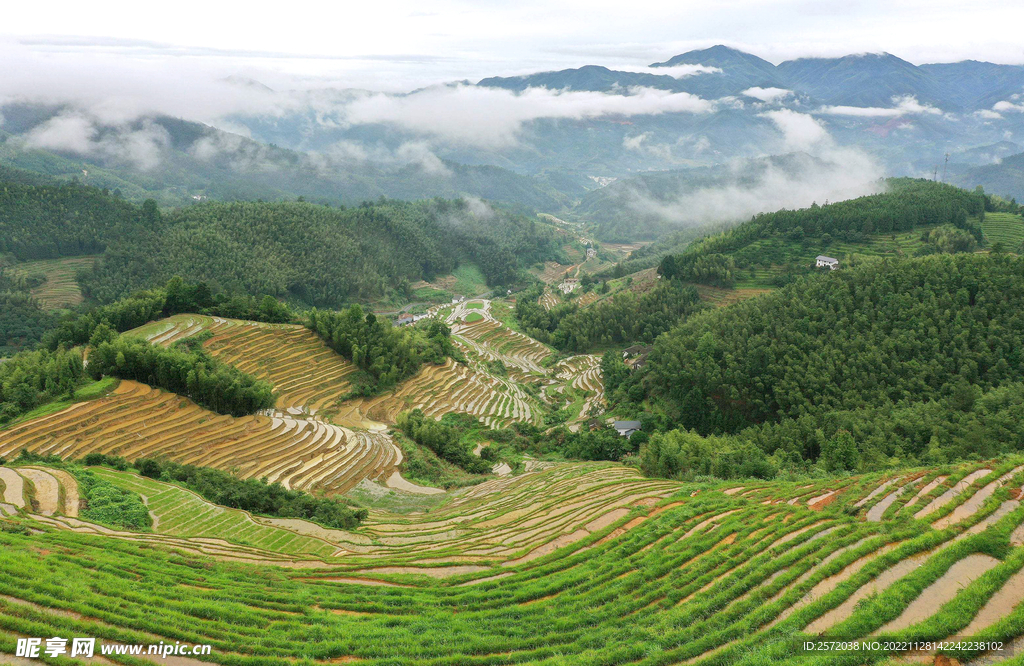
[816,255,839,270]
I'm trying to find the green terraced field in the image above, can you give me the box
[731,227,939,289]
[981,212,1024,249]
[93,469,343,558]
[7,255,100,309]
[2,457,1024,665]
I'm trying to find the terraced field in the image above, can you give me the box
[447,300,553,375]
[536,260,575,284]
[130,315,359,418]
[539,291,561,310]
[7,255,99,308]
[553,354,605,426]
[339,358,538,428]
[125,308,594,432]
[692,284,773,308]
[0,381,399,495]
[3,457,1024,665]
[982,212,1024,249]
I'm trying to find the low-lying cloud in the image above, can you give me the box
[742,87,793,103]
[21,112,171,170]
[616,64,723,78]
[339,84,715,148]
[759,109,830,152]
[816,95,942,118]
[623,110,884,230]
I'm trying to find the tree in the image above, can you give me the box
[820,430,858,472]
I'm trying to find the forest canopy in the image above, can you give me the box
[0,177,568,308]
[611,253,1024,478]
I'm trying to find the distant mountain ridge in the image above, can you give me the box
[0,104,578,209]
[480,45,1024,112]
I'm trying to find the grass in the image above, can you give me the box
[451,263,490,297]
[94,468,340,556]
[465,301,485,309]
[981,212,1024,249]
[726,226,944,290]
[410,285,451,302]
[464,312,484,323]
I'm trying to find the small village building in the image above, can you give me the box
[614,420,642,438]
[816,255,839,270]
[558,277,581,294]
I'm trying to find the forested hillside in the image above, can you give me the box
[0,180,145,260]
[652,178,987,289]
[611,253,1024,475]
[571,154,847,241]
[516,279,706,352]
[85,198,566,305]
[308,306,457,394]
[0,178,568,309]
[0,110,577,210]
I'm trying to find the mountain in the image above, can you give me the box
[570,152,874,241]
[920,60,1024,110]
[0,177,569,307]
[649,45,785,98]
[477,65,682,93]
[0,105,577,211]
[952,140,1021,165]
[479,46,785,100]
[947,152,1024,201]
[776,52,944,108]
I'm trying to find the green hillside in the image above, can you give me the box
[0,115,574,210]
[0,179,568,308]
[981,211,1024,250]
[610,253,1024,474]
[653,178,985,293]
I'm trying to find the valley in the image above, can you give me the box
[4,19,1024,663]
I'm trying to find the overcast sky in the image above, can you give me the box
[5,0,1024,94]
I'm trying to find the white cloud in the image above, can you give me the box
[629,154,883,230]
[22,113,97,154]
[21,112,170,170]
[615,64,722,78]
[974,109,1004,120]
[742,87,793,103]
[340,84,715,148]
[464,196,495,219]
[624,106,883,230]
[395,141,451,176]
[622,132,651,150]
[759,109,831,151]
[993,100,1024,114]
[622,132,712,163]
[816,95,942,118]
